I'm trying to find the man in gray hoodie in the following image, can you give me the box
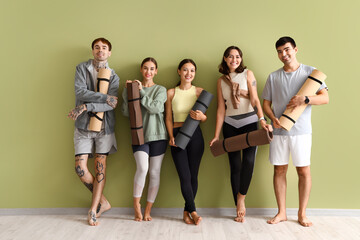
[68,37,120,226]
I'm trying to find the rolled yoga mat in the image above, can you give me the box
[210,128,273,157]
[127,82,144,145]
[279,69,327,131]
[88,68,111,132]
[175,90,214,150]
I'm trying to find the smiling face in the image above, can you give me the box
[141,61,158,81]
[178,62,196,84]
[276,42,298,65]
[92,41,111,62]
[224,49,242,72]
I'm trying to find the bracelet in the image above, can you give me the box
[258,117,266,122]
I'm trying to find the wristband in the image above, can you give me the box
[259,117,266,122]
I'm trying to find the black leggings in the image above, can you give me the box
[223,122,258,205]
[171,126,204,213]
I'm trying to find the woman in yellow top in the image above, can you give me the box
[165,59,206,225]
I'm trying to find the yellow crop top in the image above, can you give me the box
[172,86,197,122]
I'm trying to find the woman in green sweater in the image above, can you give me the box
[122,57,167,221]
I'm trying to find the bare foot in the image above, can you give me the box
[235,197,246,223]
[191,212,202,225]
[298,215,313,227]
[96,199,111,217]
[183,211,194,224]
[88,210,99,226]
[134,202,143,222]
[143,202,153,221]
[267,213,287,224]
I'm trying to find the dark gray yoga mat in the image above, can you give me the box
[175,90,214,150]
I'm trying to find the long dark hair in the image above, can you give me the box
[176,59,197,86]
[141,57,158,68]
[218,46,246,75]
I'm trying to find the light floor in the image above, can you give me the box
[1,210,360,240]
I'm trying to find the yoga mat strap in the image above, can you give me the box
[223,139,228,153]
[179,130,192,139]
[308,75,323,85]
[128,97,141,103]
[196,100,208,110]
[281,114,296,124]
[246,132,251,147]
[97,78,110,92]
[88,112,103,121]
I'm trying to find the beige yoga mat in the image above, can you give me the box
[127,82,144,145]
[279,69,327,131]
[88,68,111,132]
[210,128,273,157]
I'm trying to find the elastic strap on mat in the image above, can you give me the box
[179,130,191,139]
[97,78,110,91]
[88,112,103,121]
[246,132,251,147]
[128,97,141,103]
[308,75,323,85]
[281,114,296,124]
[223,139,228,152]
[196,100,208,110]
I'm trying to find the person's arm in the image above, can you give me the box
[74,65,108,103]
[190,87,207,123]
[247,70,272,132]
[286,88,329,111]
[139,84,167,114]
[165,89,176,146]
[263,99,281,128]
[210,78,226,146]
[68,104,87,120]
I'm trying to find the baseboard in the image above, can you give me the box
[1,207,359,217]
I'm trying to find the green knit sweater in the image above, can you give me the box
[122,84,168,143]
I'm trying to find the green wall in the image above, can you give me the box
[1,0,359,209]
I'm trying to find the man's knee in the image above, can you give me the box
[75,155,88,177]
[274,165,288,176]
[296,166,311,178]
[95,154,107,183]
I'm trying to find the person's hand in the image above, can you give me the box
[169,137,177,147]
[133,79,142,90]
[190,110,205,121]
[124,80,133,88]
[260,120,273,132]
[209,137,219,147]
[68,104,87,120]
[106,95,118,108]
[287,95,305,112]
[271,117,281,128]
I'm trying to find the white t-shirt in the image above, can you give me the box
[262,64,327,136]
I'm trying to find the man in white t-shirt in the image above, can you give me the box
[262,36,329,227]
